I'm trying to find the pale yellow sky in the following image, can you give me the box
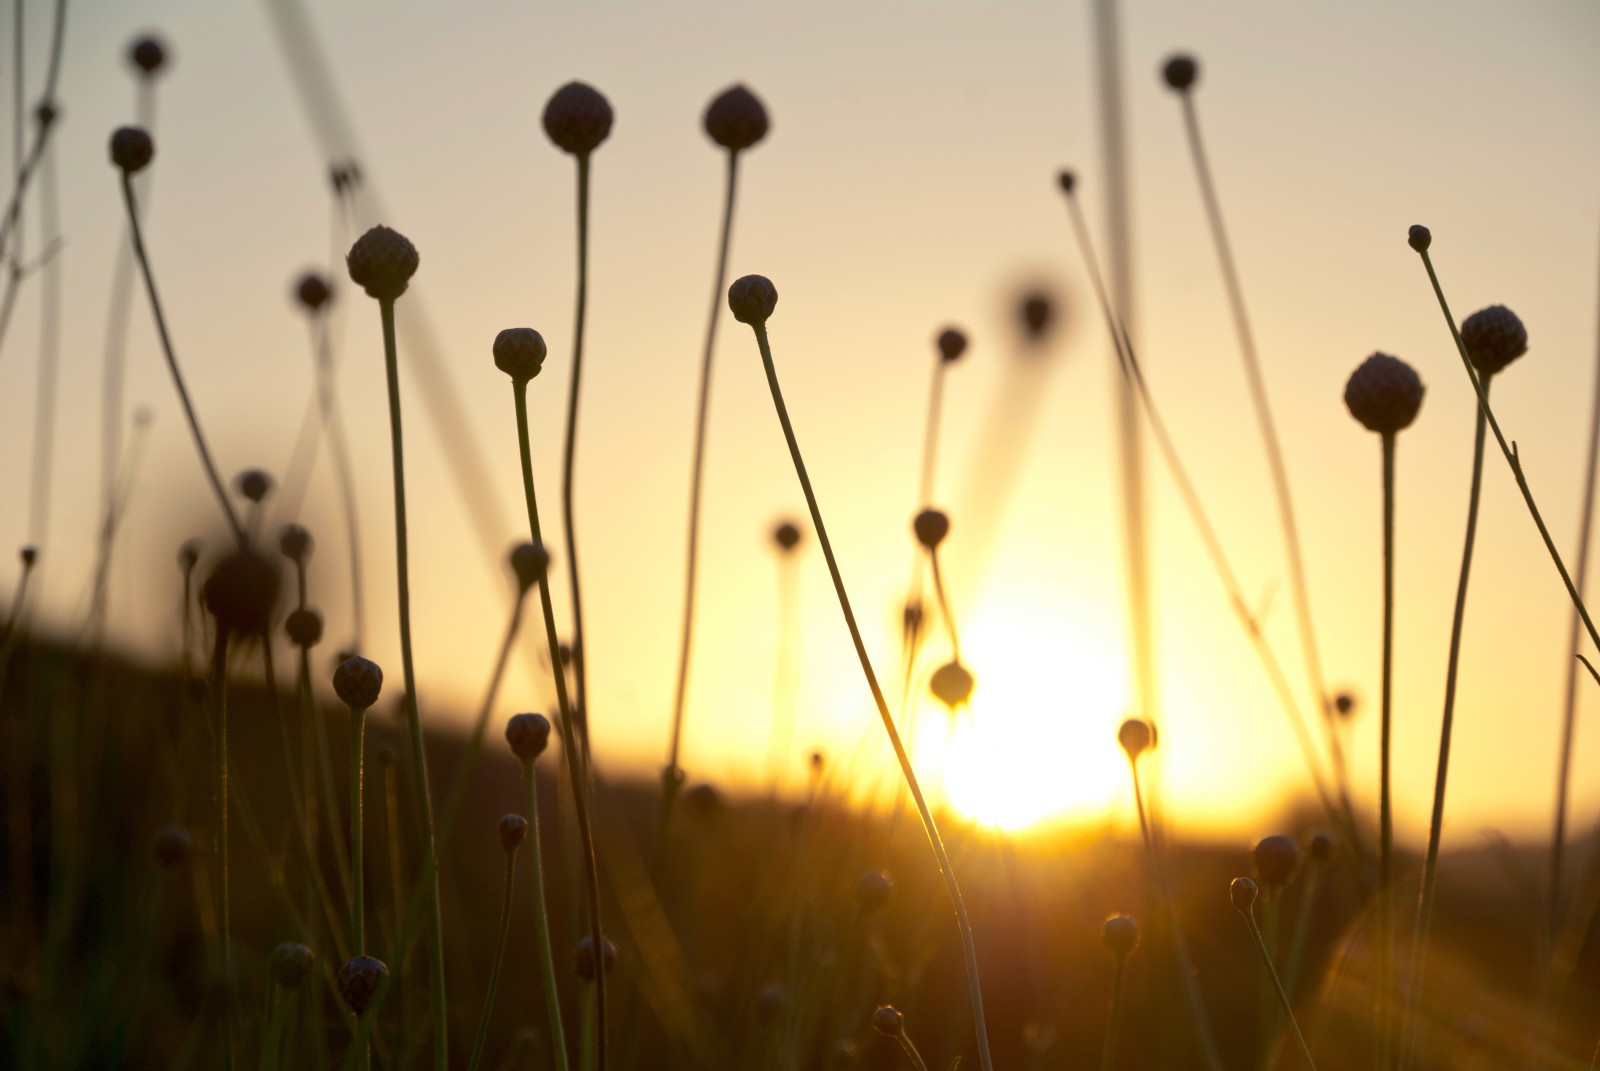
[2,0,1598,840]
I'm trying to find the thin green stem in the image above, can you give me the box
[436,596,526,849]
[119,173,243,545]
[522,760,570,1070]
[376,295,448,1068]
[1101,955,1127,1071]
[927,546,960,663]
[748,319,994,1071]
[312,311,366,651]
[563,151,594,755]
[1259,895,1281,1070]
[467,847,519,1071]
[306,645,352,910]
[349,705,367,953]
[1284,864,1323,995]
[1379,430,1397,1071]
[892,1029,931,1071]
[516,379,607,1069]
[1242,903,1319,1069]
[918,360,948,508]
[1399,382,1493,1071]
[260,986,287,1071]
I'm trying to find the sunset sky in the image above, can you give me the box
[2,0,1598,841]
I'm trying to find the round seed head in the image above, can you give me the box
[1019,291,1054,341]
[152,825,192,868]
[235,470,273,505]
[129,36,167,75]
[1230,875,1260,913]
[1057,169,1076,194]
[773,520,802,553]
[936,327,968,364]
[1308,829,1337,864]
[178,539,201,572]
[499,813,528,852]
[1118,717,1155,761]
[1460,305,1528,378]
[1344,352,1425,435]
[871,1005,904,1037]
[685,782,723,819]
[346,225,419,301]
[285,608,324,649]
[1101,913,1141,958]
[278,523,313,563]
[1252,834,1302,889]
[1408,224,1432,253]
[271,943,314,988]
[506,712,552,762]
[704,84,770,151]
[728,274,778,325]
[572,934,617,980]
[493,327,548,383]
[930,660,974,709]
[295,272,332,313]
[1333,691,1356,718]
[913,508,950,550]
[203,549,281,636]
[20,546,37,568]
[543,81,614,155]
[333,655,383,710]
[852,870,895,915]
[510,541,551,592]
[337,955,388,1015]
[35,101,57,128]
[109,126,154,174]
[903,600,924,633]
[1162,54,1199,91]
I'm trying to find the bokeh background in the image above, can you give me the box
[1,0,1598,840]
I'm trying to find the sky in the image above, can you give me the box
[1,0,1598,843]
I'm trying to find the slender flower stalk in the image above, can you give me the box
[467,816,526,1071]
[872,1006,930,1071]
[729,274,994,1071]
[1231,877,1319,1070]
[1100,914,1139,1071]
[209,628,236,1068]
[507,718,571,1070]
[334,658,382,959]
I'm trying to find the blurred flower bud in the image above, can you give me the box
[1252,834,1302,890]
[109,126,154,174]
[499,813,528,852]
[333,655,383,710]
[936,327,968,364]
[871,1005,904,1037]
[285,608,324,649]
[346,225,419,301]
[1460,305,1527,378]
[704,84,770,151]
[852,870,894,915]
[272,943,314,988]
[494,327,548,383]
[913,508,950,550]
[510,541,551,592]
[1162,54,1199,91]
[930,661,974,709]
[337,955,388,1014]
[1230,875,1259,914]
[572,934,616,980]
[153,825,192,868]
[1344,353,1424,435]
[506,712,552,762]
[1101,913,1140,958]
[203,549,281,636]
[543,82,614,155]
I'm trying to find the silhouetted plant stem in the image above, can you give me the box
[119,174,244,545]
[926,545,960,662]
[375,295,448,1068]
[1399,381,1494,1071]
[661,149,742,854]
[466,845,519,1071]
[305,644,352,910]
[1239,896,1318,1069]
[349,702,367,955]
[1378,429,1397,1071]
[515,378,608,1069]
[563,151,594,757]
[210,628,236,1070]
[1284,864,1324,994]
[26,132,60,549]
[1128,760,1225,1071]
[261,985,288,1071]
[1101,955,1127,1071]
[890,1028,930,1071]
[522,759,571,1070]
[747,319,995,1071]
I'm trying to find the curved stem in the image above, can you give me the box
[1378,430,1397,1071]
[522,761,570,1070]
[892,1029,931,1071]
[1242,903,1319,1069]
[517,379,607,1069]
[563,152,594,755]
[748,320,994,1071]
[376,296,448,1068]
[918,360,948,508]
[466,847,519,1071]
[927,546,961,663]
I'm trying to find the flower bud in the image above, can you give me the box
[285,608,324,649]
[543,82,614,156]
[1344,353,1425,435]
[871,1005,904,1037]
[494,327,548,383]
[913,508,949,550]
[20,546,37,568]
[1057,169,1076,194]
[1460,305,1527,378]
[930,660,974,709]
[1252,834,1301,890]
[179,539,201,573]
[337,955,388,1014]
[506,712,552,762]
[1101,913,1140,958]
[129,36,166,76]
[852,870,894,915]
[936,327,968,364]
[295,272,332,313]
[1230,875,1259,914]
[346,225,419,301]
[773,520,801,552]
[34,101,56,128]
[1407,225,1432,253]
[572,934,617,980]
[333,655,383,710]
[704,84,770,151]
[499,814,528,852]
[1333,691,1356,718]
[1118,718,1155,761]
[235,469,273,505]
[1308,830,1337,864]
[272,943,314,988]
[153,825,192,868]
[728,274,778,325]
[109,126,154,174]
[278,523,313,563]
[1162,54,1199,91]
[203,549,281,636]
[1019,291,1054,341]
[510,541,551,592]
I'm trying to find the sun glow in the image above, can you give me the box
[910,608,1131,833]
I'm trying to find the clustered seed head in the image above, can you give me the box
[936,327,968,364]
[774,520,802,553]
[510,541,551,592]
[1057,169,1076,195]
[152,825,192,868]
[572,934,617,980]
[728,274,778,325]
[21,546,37,568]
[346,225,419,301]
[333,655,383,710]
[1308,830,1337,864]
[913,508,950,550]
[129,36,167,75]
[278,524,313,563]
[1162,54,1199,91]
[852,870,895,915]
[1460,305,1528,378]
[1118,717,1155,761]
[109,126,154,174]
[499,813,529,852]
[543,81,614,156]
[1101,913,1141,958]
[1333,691,1356,718]
[203,549,281,636]
[295,272,332,313]
[704,84,770,151]
[506,712,552,762]
[1252,834,1302,889]
[930,660,974,709]
[337,955,388,1015]
[1230,876,1259,914]
[1344,352,1425,435]
[1408,224,1432,253]
[271,943,315,988]
[235,469,273,504]
[285,608,324,649]
[871,1005,904,1037]
[1020,291,1054,341]
[494,327,548,383]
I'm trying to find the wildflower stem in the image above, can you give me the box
[748,319,995,1071]
[516,378,607,1070]
[349,704,367,954]
[522,760,571,1070]
[466,846,519,1071]
[376,295,448,1068]
[1284,864,1323,995]
[1241,901,1319,1069]
[1101,955,1127,1071]
[312,310,367,652]
[210,628,236,1070]
[1378,429,1397,1071]
[305,644,353,910]
[563,151,594,755]
[892,1028,931,1071]
[927,546,960,663]
[260,986,287,1071]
